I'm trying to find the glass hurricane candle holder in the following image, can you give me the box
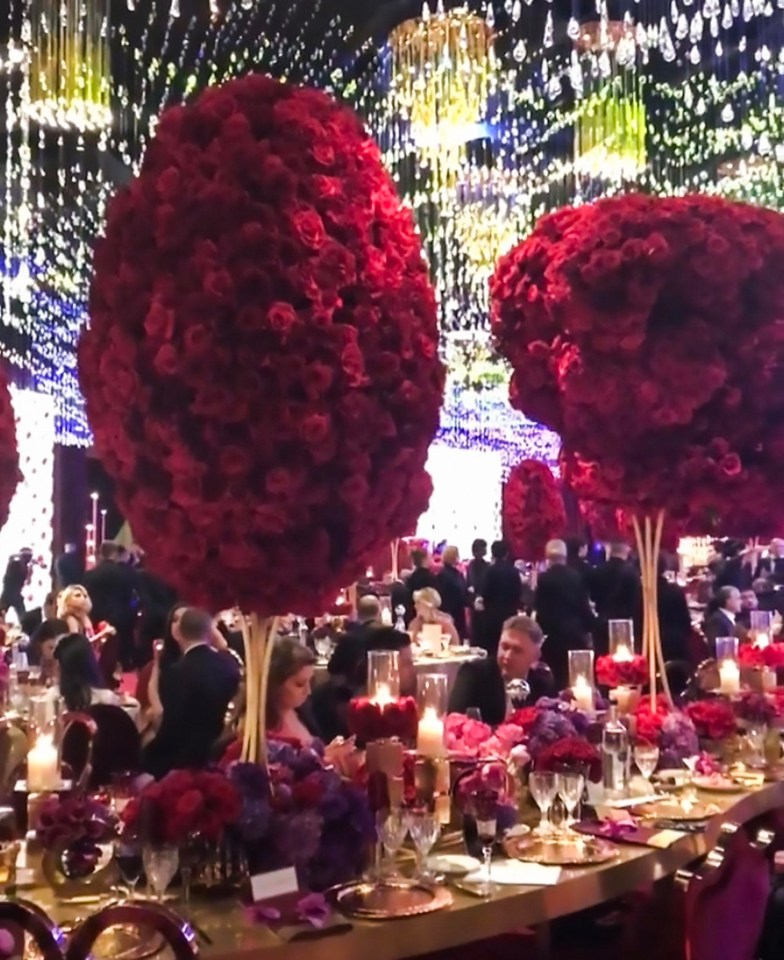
[609,620,635,661]
[368,650,400,703]
[568,650,595,713]
[417,674,447,759]
[751,611,773,649]
[716,636,740,695]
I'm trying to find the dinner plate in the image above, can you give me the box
[693,775,744,793]
[426,854,481,876]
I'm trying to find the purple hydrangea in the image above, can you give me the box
[659,712,699,768]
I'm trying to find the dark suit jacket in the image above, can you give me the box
[448,658,555,726]
[590,558,640,654]
[143,645,240,779]
[481,561,522,652]
[703,609,741,652]
[657,578,693,663]
[436,565,467,640]
[83,561,139,638]
[406,567,439,598]
[535,564,595,687]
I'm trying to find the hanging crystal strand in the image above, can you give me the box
[169,0,180,18]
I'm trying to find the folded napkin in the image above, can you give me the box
[576,819,688,849]
[463,860,561,886]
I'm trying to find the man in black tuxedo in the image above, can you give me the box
[590,542,641,656]
[448,615,555,725]
[534,540,595,689]
[406,549,438,598]
[436,546,468,641]
[480,540,522,655]
[703,586,743,653]
[143,607,240,779]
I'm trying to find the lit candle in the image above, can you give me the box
[719,660,741,695]
[755,633,770,650]
[373,683,393,707]
[366,567,373,579]
[27,734,59,792]
[762,667,777,693]
[416,706,445,758]
[613,644,633,662]
[572,676,594,713]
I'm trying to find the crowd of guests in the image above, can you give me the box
[2,533,781,788]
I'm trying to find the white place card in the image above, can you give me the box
[250,866,298,903]
[465,861,561,886]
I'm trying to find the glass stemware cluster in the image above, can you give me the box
[530,770,585,836]
[376,807,441,883]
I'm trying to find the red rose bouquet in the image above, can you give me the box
[685,699,737,741]
[534,737,601,782]
[734,692,778,726]
[346,696,418,744]
[37,795,118,879]
[503,459,565,561]
[739,643,784,669]
[0,368,20,531]
[634,695,670,744]
[122,769,242,847]
[79,74,444,615]
[507,706,543,735]
[596,655,648,688]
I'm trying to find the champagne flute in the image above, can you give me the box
[115,841,143,899]
[529,771,557,836]
[377,810,408,880]
[556,772,585,833]
[634,744,660,786]
[406,808,441,883]
[472,790,498,898]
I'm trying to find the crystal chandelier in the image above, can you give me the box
[26,0,112,131]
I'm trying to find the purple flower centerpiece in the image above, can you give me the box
[526,697,592,759]
[658,712,700,769]
[227,739,375,892]
[37,794,118,880]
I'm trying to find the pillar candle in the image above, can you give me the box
[417,706,445,758]
[719,660,741,695]
[572,676,594,713]
[27,734,59,792]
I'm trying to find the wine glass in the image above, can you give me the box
[634,744,660,786]
[472,791,498,898]
[314,636,332,660]
[377,810,408,880]
[529,771,557,836]
[556,772,585,834]
[407,808,441,883]
[115,841,143,899]
[143,846,179,902]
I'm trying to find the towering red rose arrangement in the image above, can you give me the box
[79,74,444,616]
[503,459,565,561]
[491,195,784,534]
[0,369,20,531]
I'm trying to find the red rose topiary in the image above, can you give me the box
[79,74,444,615]
[0,369,20,531]
[596,654,648,688]
[491,195,784,535]
[503,459,565,562]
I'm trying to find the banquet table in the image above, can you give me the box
[21,779,784,960]
[314,648,485,691]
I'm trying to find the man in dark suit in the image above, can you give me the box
[143,607,240,779]
[448,615,555,725]
[534,539,595,689]
[83,542,139,668]
[436,546,467,641]
[703,586,743,653]
[590,542,641,656]
[480,540,522,655]
[406,549,438,600]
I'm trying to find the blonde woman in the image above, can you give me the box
[56,585,116,645]
[409,586,460,647]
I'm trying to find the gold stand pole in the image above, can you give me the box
[390,539,400,581]
[633,510,673,712]
[240,615,279,766]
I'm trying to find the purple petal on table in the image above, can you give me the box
[246,903,282,925]
[296,893,330,929]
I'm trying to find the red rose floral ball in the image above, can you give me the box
[503,459,565,561]
[79,74,444,614]
[0,368,20,531]
[491,195,784,533]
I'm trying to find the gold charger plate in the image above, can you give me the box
[503,835,619,867]
[633,798,719,821]
[329,880,453,920]
[57,925,165,960]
